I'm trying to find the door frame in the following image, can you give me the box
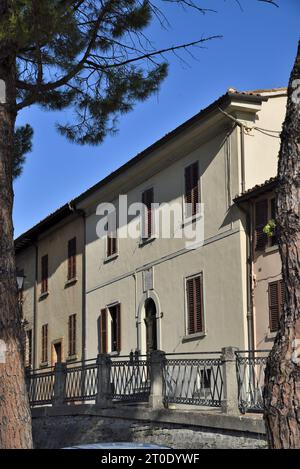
[51,338,64,366]
[137,290,161,354]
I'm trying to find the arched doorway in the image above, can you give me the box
[144,298,157,354]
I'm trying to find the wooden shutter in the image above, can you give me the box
[142,188,154,239]
[68,314,76,356]
[185,162,199,217]
[100,309,107,354]
[268,280,285,333]
[270,198,277,246]
[42,324,48,363]
[107,234,117,257]
[41,255,48,293]
[187,274,204,335]
[68,238,76,280]
[255,200,268,251]
[116,303,121,353]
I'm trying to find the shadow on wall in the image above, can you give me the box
[31,407,266,450]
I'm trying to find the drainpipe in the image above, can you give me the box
[33,242,38,369]
[240,124,246,194]
[238,203,255,351]
[68,203,87,363]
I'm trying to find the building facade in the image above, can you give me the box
[16,208,85,368]
[16,87,287,365]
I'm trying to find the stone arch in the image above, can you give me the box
[137,290,161,354]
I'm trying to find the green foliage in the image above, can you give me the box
[13,124,33,179]
[263,219,276,238]
[0,0,175,145]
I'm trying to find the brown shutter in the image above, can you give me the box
[116,303,121,353]
[195,275,203,333]
[187,275,204,335]
[42,324,48,363]
[185,162,199,217]
[68,314,76,356]
[68,238,76,280]
[270,198,277,246]
[187,278,195,334]
[41,255,48,293]
[100,309,107,354]
[269,282,280,332]
[107,234,117,257]
[142,188,154,238]
[255,199,268,251]
[279,279,285,317]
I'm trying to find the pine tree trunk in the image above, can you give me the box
[0,51,33,447]
[263,41,300,449]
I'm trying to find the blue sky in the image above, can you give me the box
[13,0,300,237]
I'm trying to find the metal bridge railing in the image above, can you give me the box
[163,352,223,407]
[235,350,269,413]
[27,367,55,407]
[110,354,151,402]
[64,360,98,403]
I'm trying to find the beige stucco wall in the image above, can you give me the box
[36,215,84,367]
[243,93,287,190]
[252,192,282,350]
[84,123,249,358]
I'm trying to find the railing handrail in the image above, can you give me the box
[165,351,222,357]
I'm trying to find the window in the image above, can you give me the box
[142,188,154,240]
[100,304,121,354]
[270,198,278,246]
[255,199,268,251]
[107,234,117,258]
[68,238,77,280]
[100,309,107,354]
[41,255,48,294]
[268,280,285,332]
[26,329,32,368]
[41,324,48,363]
[17,268,24,305]
[255,197,277,252]
[186,273,204,335]
[185,162,199,218]
[68,314,76,356]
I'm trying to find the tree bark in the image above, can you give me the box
[264,41,300,449]
[0,37,33,448]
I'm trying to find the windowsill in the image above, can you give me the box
[109,351,120,357]
[266,331,277,341]
[104,253,119,263]
[65,277,78,288]
[39,291,49,301]
[40,361,49,368]
[139,236,156,247]
[182,212,202,228]
[66,354,78,362]
[182,331,207,343]
[265,245,279,254]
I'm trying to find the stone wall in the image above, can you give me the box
[32,406,267,449]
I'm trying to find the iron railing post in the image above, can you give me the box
[149,350,166,410]
[96,353,112,408]
[52,362,67,406]
[221,347,240,415]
